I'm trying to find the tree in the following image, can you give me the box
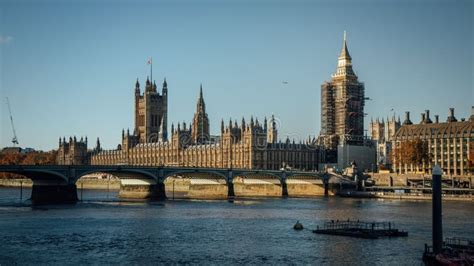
[0,150,58,178]
[390,139,431,172]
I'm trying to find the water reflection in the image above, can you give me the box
[0,187,473,265]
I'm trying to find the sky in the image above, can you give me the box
[0,0,472,151]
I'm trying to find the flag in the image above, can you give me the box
[147,57,152,65]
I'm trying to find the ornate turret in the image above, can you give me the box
[267,114,278,143]
[145,76,152,92]
[162,77,168,95]
[135,78,140,95]
[192,84,210,144]
[134,74,168,143]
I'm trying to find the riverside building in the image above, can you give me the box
[392,108,474,176]
[82,79,324,170]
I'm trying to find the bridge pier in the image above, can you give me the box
[323,174,329,196]
[227,171,235,200]
[31,181,78,204]
[281,172,288,198]
[119,179,166,200]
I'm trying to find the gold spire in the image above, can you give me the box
[332,31,356,78]
[339,30,351,60]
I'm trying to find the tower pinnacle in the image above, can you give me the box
[192,84,209,144]
[332,31,355,78]
[339,31,351,60]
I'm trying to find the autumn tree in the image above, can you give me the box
[390,139,431,171]
[0,150,58,179]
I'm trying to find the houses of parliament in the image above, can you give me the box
[56,32,363,170]
[58,76,324,170]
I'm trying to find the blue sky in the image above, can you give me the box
[0,0,472,150]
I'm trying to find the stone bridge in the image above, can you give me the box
[0,165,350,203]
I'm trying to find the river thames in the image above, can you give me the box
[0,187,473,265]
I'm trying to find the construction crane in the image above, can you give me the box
[5,97,19,146]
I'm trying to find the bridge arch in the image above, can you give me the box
[0,168,75,204]
[232,171,285,198]
[233,170,283,182]
[0,169,68,183]
[74,168,158,183]
[73,168,163,200]
[162,169,228,182]
[162,169,229,200]
[285,172,322,179]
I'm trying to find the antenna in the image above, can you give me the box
[6,97,19,146]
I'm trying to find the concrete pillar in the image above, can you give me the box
[432,166,443,255]
[323,173,329,196]
[227,170,235,200]
[31,180,78,204]
[156,169,167,200]
[154,182,167,200]
[281,171,288,197]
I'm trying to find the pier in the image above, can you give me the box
[313,220,408,239]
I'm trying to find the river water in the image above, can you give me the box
[0,187,473,265]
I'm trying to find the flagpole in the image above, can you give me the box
[150,57,153,85]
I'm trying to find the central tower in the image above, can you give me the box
[320,32,365,149]
[134,77,168,143]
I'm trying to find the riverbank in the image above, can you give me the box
[339,191,474,201]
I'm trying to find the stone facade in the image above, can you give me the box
[134,77,168,143]
[191,85,210,144]
[319,32,365,150]
[57,136,98,165]
[369,116,401,165]
[392,107,474,176]
[90,82,324,170]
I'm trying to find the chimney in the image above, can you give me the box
[425,110,432,123]
[447,108,457,122]
[470,106,474,122]
[403,111,413,125]
[435,115,439,123]
[421,113,426,124]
